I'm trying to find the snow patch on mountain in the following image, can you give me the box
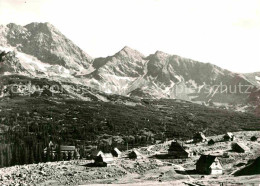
[16,50,51,72]
[0,46,12,52]
[102,74,136,82]
[79,64,96,75]
[0,46,76,78]
[3,72,12,76]
[84,74,137,95]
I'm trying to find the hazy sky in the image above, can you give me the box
[0,0,259,73]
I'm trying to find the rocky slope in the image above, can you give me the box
[244,72,260,87]
[0,22,92,72]
[81,48,258,106]
[0,50,30,76]
[82,46,147,94]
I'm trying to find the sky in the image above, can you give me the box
[0,0,259,73]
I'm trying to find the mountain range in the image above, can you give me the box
[0,22,259,111]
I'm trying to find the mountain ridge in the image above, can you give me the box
[0,22,259,109]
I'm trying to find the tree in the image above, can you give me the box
[79,147,85,159]
[37,144,43,163]
[46,147,50,162]
[50,146,54,162]
[62,152,67,160]
[73,150,78,160]
[0,149,3,167]
[4,146,11,167]
[29,147,34,164]
[56,144,62,161]
[11,143,20,166]
[68,152,72,160]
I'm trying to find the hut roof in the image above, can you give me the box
[49,141,54,147]
[224,132,234,138]
[168,141,189,152]
[112,148,121,156]
[194,132,207,140]
[132,149,141,155]
[208,139,215,144]
[98,153,114,164]
[234,142,250,151]
[234,156,260,176]
[60,146,76,151]
[91,150,103,157]
[196,155,222,169]
[129,149,142,158]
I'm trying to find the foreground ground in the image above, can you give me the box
[0,131,259,186]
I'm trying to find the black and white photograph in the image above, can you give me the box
[0,0,259,185]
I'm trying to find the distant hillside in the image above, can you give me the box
[0,92,259,142]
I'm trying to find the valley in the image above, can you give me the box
[0,21,259,185]
[0,131,259,186]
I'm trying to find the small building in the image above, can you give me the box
[250,136,258,141]
[111,147,122,157]
[91,150,104,159]
[223,132,235,141]
[49,141,54,148]
[193,132,207,143]
[95,153,114,167]
[231,142,250,153]
[168,141,192,158]
[208,139,215,145]
[60,145,76,152]
[129,149,142,159]
[43,141,56,155]
[234,156,260,176]
[196,155,223,175]
[44,144,79,160]
[60,146,79,159]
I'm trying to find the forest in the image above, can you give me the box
[0,95,259,168]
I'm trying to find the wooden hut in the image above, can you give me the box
[168,141,192,158]
[196,155,223,175]
[223,132,235,141]
[193,132,207,143]
[129,150,142,159]
[95,153,114,167]
[111,147,122,157]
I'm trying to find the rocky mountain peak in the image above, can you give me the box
[117,46,145,60]
[24,22,58,35]
[154,50,169,56]
[150,50,170,61]
[25,22,54,29]
[0,22,258,107]
[6,23,24,30]
[1,22,92,71]
[6,23,26,33]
